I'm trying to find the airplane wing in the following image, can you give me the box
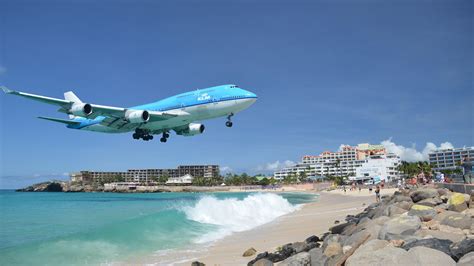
[1,86,184,127]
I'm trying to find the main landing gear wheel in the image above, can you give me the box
[133,129,154,141]
[160,132,169,143]
[226,113,234,127]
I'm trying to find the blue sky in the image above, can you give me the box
[0,0,472,188]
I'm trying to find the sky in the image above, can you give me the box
[0,0,472,188]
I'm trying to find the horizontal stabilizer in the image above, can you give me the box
[37,116,81,125]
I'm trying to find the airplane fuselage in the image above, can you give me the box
[69,84,257,134]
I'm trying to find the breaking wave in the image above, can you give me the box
[182,193,300,243]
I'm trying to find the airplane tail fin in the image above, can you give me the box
[64,91,82,119]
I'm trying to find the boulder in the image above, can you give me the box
[461,208,474,218]
[450,238,474,261]
[436,211,472,230]
[308,248,328,266]
[402,238,453,256]
[343,230,371,250]
[410,188,439,203]
[379,215,422,241]
[305,235,320,244]
[418,197,443,207]
[323,242,342,257]
[191,261,205,266]
[425,219,441,230]
[406,246,456,265]
[290,242,309,253]
[448,193,469,212]
[386,205,407,217]
[391,195,413,204]
[434,203,449,213]
[346,245,411,265]
[416,229,465,243]
[457,252,474,266]
[329,222,354,234]
[279,252,311,266]
[252,259,273,266]
[243,247,257,257]
[394,201,414,211]
[438,188,449,196]
[389,239,404,247]
[408,204,437,221]
[321,234,346,250]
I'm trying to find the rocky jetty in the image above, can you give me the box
[16,181,68,192]
[246,186,473,266]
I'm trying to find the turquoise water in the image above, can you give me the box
[0,190,316,265]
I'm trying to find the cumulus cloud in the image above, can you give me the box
[338,144,351,151]
[381,139,454,162]
[257,160,296,172]
[220,166,232,173]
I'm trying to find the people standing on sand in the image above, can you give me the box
[375,185,381,202]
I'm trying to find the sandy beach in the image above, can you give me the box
[173,188,398,265]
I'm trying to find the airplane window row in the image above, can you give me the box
[230,85,239,88]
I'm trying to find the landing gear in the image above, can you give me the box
[226,113,234,128]
[133,129,154,141]
[160,132,169,143]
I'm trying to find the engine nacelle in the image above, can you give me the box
[125,110,150,123]
[180,123,205,136]
[69,103,93,117]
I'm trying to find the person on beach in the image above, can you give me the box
[461,156,473,184]
[375,185,381,202]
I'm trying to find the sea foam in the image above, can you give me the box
[182,193,300,243]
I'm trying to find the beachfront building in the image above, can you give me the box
[70,165,220,184]
[273,143,401,182]
[165,174,194,185]
[352,154,401,183]
[429,147,474,171]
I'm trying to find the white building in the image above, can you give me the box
[165,174,194,185]
[353,154,401,183]
[429,147,474,170]
[273,143,400,182]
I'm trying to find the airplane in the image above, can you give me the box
[1,84,257,142]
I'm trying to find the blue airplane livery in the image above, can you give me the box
[1,84,257,142]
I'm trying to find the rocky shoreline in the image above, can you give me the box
[233,186,474,266]
[16,181,238,193]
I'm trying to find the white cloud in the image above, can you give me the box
[220,166,232,173]
[381,139,454,162]
[338,144,351,151]
[257,160,296,172]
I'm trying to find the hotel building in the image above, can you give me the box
[429,147,474,170]
[274,143,401,182]
[70,165,220,183]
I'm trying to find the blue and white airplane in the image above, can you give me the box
[1,84,257,142]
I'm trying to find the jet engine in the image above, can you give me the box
[69,103,93,117]
[125,110,150,123]
[179,123,205,136]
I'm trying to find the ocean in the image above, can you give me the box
[0,190,316,265]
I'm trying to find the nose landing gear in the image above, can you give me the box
[226,113,234,127]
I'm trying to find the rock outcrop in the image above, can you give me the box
[247,186,474,266]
